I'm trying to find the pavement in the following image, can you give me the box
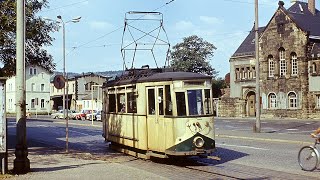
[2,116,320,179]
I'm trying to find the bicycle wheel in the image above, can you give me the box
[298,146,319,171]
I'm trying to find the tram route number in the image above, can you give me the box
[53,75,66,89]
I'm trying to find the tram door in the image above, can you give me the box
[146,86,165,152]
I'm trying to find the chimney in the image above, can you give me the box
[308,0,315,15]
[278,1,285,7]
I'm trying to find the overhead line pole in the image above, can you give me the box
[14,0,30,174]
[254,0,261,133]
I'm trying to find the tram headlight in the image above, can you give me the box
[193,136,204,148]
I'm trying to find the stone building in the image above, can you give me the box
[222,0,320,118]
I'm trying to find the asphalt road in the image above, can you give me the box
[7,117,320,179]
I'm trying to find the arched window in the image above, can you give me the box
[268,93,277,108]
[268,55,274,77]
[279,48,286,77]
[288,92,297,108]
[291,52,298,76]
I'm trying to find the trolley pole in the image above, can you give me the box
[254,0,261,133]
[14,0,30,173]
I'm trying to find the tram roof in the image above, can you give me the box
[104,68,212,87]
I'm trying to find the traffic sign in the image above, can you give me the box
[53,75,66,89]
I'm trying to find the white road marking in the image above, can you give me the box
[36,125,49,127]
[286,129,298,131]
[217,143,269,151]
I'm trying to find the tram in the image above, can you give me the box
[101,67,216,158]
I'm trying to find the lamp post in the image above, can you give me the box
[57,15,81,152]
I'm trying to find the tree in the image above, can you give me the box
[212,77,227,98]
[0,0,56,77]
[170,35,217,77]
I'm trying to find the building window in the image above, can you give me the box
[312,62,317,74]
[8,99,13,109]
[29,68,33,75]
[268,93,277,108]
[40,84,45,92]
[316,95,320,108]
[268,55,274,77]
[279,49,286,77]
[33,68,37,75]
[291,53,298,76]
[288,92,297,108]
[31,99,35,108]
[31,83,36,92]
[41,99,45,108]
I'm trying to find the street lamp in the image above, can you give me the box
[56,15,81,152]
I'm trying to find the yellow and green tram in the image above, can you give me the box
[102,68,215,158]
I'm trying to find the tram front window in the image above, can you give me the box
[187,90,204,115]
[176,92,186,116]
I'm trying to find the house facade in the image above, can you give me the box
[50,72,108,111]
[6,65,52,114]
[223,0,320,118]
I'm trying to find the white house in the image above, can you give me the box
[6,65,52,114]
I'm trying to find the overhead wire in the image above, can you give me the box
[42,0,89,12]
[73,0,176,50]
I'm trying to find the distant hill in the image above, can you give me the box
[51,70,123,81]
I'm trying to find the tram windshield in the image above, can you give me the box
[176,89,212,116]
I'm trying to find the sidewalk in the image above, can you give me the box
[6,147,167,180]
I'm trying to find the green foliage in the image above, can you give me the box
[0,0,56,77]
[212,78,227,98]
[170,35,218,77]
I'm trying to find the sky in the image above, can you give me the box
[38,0,320,78]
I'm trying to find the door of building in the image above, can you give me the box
[247,92,256,117]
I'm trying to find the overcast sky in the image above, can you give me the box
[38,0,319,77]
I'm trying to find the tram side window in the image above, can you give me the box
[109,94,116,112]
[204,89,212,114]
[165,85,172,115]
[117,93,126,113]
[176,92,186,116]
[148,89,155,115]
[127,92,137,113]
[187,90,203,115]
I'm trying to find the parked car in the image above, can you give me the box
[51,110,63,119]
[75,109,93,120]
[51,110,74,119]
[96,111,101,121]
[86,110,98,120]
[69,110,80,120]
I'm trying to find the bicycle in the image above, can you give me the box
[298,135,320,171]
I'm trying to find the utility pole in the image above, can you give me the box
[254,0,261,133]
[14,0,30,173]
